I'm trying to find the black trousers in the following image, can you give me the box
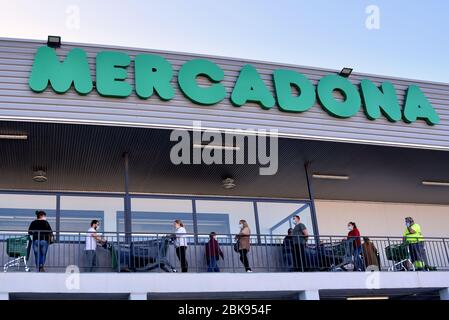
[176,246,188,272]
[292,243,307,272]
[239,249,251,271]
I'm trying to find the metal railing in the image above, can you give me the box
[1,230,448,273]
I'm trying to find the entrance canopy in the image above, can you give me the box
[0,120,448,204]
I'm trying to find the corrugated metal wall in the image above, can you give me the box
[0,38,448,150]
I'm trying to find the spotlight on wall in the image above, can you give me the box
[47,35,61,48]
[222,177,236,189]
[422,180,449,187]
[32,170,48,183]
[347,296,389,301]
[0,134,28,140]
[312,174,349,180]
[339,67,353,78]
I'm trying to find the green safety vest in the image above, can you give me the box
[403,223,424,244]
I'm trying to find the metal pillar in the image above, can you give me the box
[304,161,320,237]
[55,195,61,242]
[123,152,132,243]
[192,199,199,244]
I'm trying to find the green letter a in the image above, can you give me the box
[403,85,440,125]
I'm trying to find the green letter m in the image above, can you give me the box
[29,46,93,94]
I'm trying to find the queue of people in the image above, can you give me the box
[25,210,430,273]
[281,216,430,272]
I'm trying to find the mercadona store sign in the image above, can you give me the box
[29,46,440,125]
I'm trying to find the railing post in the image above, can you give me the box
[265,235,270,272]
[328,236,332,270]
[117,231,121,273]
[78,232,81,273]
[386,237,393,272]
[123,152,132,244]
[230,234,235,273]
[442,238,449,270]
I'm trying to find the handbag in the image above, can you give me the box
[48,233,55,245]
[233,240,240,252]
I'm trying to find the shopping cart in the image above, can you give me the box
[385,243,414,271]
[3,235,31,272]
[111,236,177,272]
[328,239,355,271]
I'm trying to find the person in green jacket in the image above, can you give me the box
[403,217,429,270]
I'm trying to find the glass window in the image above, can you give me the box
[195,200,256,236]
[60,196,123,233]
[256,201,312,236]
[118,198,194,234]
[0,194,56,232]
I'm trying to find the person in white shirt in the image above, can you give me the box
[174,219,188,272]
[85,220,106,272]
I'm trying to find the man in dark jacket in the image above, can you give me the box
[292,215,309,272]
[205,232,224,272]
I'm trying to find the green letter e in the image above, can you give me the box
[29,46,93,94]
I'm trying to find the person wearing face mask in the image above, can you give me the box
[347,222,364,271]
[205,232,224,272]
[85,220,107,272]
[28,210,54,272]
[403,217,429,270]
[235,220,252,272]
[292,215,309,272]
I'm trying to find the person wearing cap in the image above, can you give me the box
[28,210,54,272]
[403,217,429,270]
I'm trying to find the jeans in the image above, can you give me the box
[32,240,49,268]
[176,246,188,272]
[239,249,251,271]
[207,257,220,272]
[353,246,364,271]
[85,250,97,272]
[292,243,307,272]
[282,248,294,271]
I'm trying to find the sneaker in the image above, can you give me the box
[38,266,45,272]
[246,270,253,273]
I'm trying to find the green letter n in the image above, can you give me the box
[29,46,93,94]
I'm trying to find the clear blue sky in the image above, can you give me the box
[1,0,448,83]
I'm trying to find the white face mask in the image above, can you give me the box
[239,223,243,229]
[348,225,353,231]
[292,220,297,225]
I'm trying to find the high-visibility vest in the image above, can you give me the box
[403,223,424,243]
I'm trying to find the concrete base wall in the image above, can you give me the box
[0,271,448,300]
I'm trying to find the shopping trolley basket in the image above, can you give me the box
[385,243,414,271]
[3,235,31,272]
[111,236,177,272]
